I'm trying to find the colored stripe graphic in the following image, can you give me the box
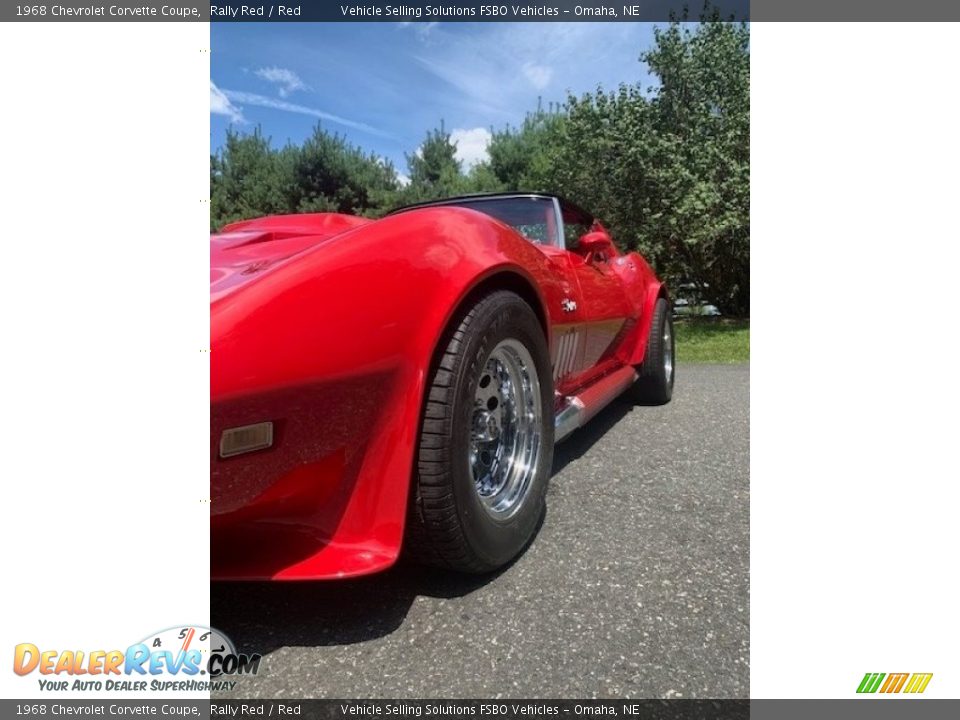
[903,673,933,694]
[857,672,933,694]
[880,673,909,693]
[856,673,885,693]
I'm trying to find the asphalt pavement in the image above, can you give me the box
[211,363,750,699]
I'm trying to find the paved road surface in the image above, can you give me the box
[212,363,749,699]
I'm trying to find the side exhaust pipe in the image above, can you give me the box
[554,366,638,442]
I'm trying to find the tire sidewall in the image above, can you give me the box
[663,304,676,394]
[448,296,554,568]
[650,298,674,399]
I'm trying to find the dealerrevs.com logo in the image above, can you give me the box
[856,672,933,694]
[13,625,260,693]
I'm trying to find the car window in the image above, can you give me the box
[513,223,551,244]
[559,199,594,250]
[442,197,559,247]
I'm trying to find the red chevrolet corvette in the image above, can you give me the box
[211,193,673,580]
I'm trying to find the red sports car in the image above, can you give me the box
[211,193,673,580]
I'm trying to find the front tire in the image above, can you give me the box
[630,297,675,405]
[405,290,554,573]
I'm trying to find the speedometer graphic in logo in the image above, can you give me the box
[138,625,259,677]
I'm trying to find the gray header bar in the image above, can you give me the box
[1,700,959,718]
[6,1,208,21]
[6,0,960,22]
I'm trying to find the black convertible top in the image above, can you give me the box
[388,192,594,224]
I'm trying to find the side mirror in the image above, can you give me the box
[578,231,614,255]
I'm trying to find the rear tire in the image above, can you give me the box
[630,297,675,405]
[404,290,554,573]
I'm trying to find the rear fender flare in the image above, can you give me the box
[628,281,670,367]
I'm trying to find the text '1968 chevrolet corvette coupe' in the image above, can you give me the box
[211,192,674,579]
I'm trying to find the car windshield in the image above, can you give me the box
[437,196,560,247]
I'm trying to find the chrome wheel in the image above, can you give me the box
[469,338,543,519]
[663,318,674,383]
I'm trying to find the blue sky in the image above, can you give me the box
[211,22,658,182]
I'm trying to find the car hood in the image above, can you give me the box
[210,213,373,303]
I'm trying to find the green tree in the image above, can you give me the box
[642,15,750,316]
[464,161,506,193]
[533,16,750,315]
[399,125,470,202]
[209,128,291,230]
[210,124,400,229]
[488,104,566,191]
[290,125,398,216]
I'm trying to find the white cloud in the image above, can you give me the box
[522,62,553,90]
[210,81,244,123]
[412,24,645,119]
[220,88,391,138]
[450,127,492,170]
[254,66,308,97]
[396,173,411,187]
[410,127,490,173]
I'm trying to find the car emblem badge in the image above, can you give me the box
[561,298,577,313]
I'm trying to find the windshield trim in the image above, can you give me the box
[551,196,566,250]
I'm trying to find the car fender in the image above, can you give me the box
[211,207,563,579]
[611,252,668,368]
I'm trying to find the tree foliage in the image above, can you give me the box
[642,17,750,316]
[210,17,749,315]
[393,125,507,204]
[487,103,566,191]
[210,126,398,228]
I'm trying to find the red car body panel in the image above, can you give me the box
[211,202,665,580]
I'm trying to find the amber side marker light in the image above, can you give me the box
[220,422,274,458]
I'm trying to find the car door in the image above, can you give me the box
[565,226,633,388]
